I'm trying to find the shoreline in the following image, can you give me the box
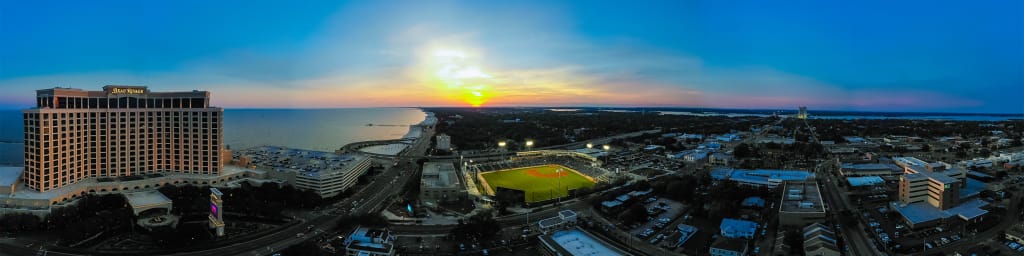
[400,110,436,140]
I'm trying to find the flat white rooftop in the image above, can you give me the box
[549,229,623,256]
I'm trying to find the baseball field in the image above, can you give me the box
[479,164,596,203]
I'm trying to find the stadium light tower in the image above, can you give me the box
[498,141,507,160]
[556,168,563,206]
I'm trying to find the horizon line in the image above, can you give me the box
[1,105,1020,116]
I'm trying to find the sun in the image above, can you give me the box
[430,48,493,107]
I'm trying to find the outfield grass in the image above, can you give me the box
[480,164,595,203]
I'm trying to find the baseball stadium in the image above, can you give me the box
[471,150,611,203]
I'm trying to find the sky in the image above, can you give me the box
[0,0,1021,113]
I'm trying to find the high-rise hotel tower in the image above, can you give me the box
[22,86,223,192]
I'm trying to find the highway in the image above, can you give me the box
[171,125,437,256]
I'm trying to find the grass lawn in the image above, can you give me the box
[480,164,596,203]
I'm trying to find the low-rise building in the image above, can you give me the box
[420,161,465,204]
[779,181,827,227]
[344,226,396,256]
[803,223,840,256]
[716,133,741,142]
[435,133,451,150]
[711,168,814,189]
[670,149,710,162]
[709,153,733,166]
[720,218,758,239]
[539,228,626,256]
[709,237,748,256]
[675,224,698,247]
[839,163,902,177]
[537,210,578,234]
[890,198,989,229]
[845,176,885,187]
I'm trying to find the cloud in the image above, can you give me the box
[0,1,996,112]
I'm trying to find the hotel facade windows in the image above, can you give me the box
[22,86,224,192]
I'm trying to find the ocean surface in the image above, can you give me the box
[0,108,427,166]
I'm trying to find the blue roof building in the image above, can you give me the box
[891,198,989,229]
[720,218,759,239]
[712,168,814,189]
[741,197,766,208]
[846,176,885,187]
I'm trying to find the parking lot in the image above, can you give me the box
[627,198,686,243]
[604,150,684,174]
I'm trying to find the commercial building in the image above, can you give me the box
[22,86,225,192]
[420,161,465,204]
[711,168,814,189]
[344,226,396,256]
[435,133,451,151]
[845,176,885,187]
[894,157,968,210]
[839,163,903,177]
[898,172,960,209]
[539,228,625,256]
[890,198,989,229]
[778,181,827,227]
[709,238,748,256]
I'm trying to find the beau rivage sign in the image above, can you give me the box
[107,87,147,95]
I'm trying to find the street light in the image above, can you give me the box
[525,140,534,147]
[498,141,507,148]
[586,143,593,149]
[602,145,611,151]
